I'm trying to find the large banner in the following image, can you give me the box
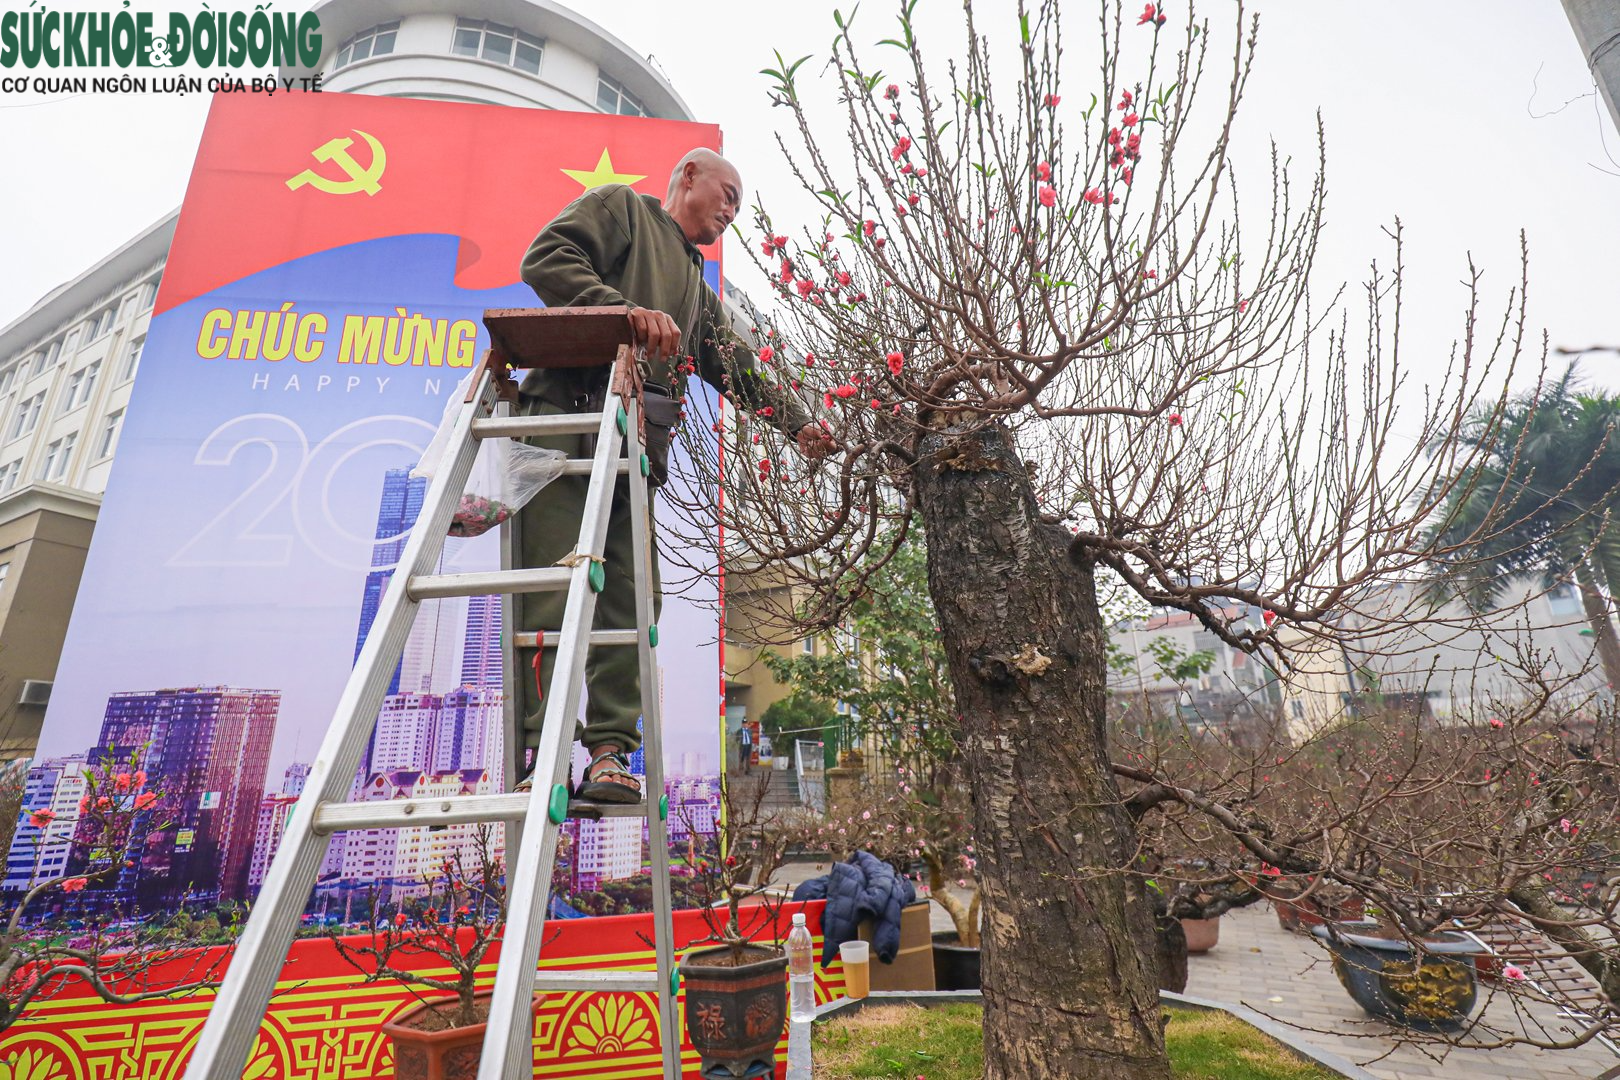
[13,91,725,918]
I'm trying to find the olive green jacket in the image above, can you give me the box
[519,184,811,437]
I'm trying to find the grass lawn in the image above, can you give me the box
[812,1002,1342,1079]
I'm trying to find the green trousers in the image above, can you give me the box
[514,396,660,766]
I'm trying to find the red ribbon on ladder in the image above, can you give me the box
[531,629,544,703]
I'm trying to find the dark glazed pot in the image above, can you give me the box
[932,932,982,991]
[1311,921,1480,1031]
[678,945,787,1079]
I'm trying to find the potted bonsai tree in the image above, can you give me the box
[675,779,795,1079]
[1311,915,1481,1032]
[329,826,530,1080]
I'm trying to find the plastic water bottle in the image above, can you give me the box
[786,912,815,1078]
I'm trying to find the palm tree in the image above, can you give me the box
[1428,364,1620,689]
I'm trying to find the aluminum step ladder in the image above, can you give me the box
[185,308,682,1080]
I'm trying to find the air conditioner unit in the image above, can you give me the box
[18,681,51,707]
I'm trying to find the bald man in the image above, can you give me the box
[514,149,833,803]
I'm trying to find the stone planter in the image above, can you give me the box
[1311,921,1480,1032]
[382,992,541,1080]
[678,945,787,1078]
[931,932,981,991]
[1180,915,1221,954]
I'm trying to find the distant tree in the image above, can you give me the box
[1429,364,1620,688]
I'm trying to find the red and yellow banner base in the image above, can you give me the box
[0,902,842,1079]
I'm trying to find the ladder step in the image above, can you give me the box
[532,971,661,993]
[408,567,572,601]
[473,415,602,439]
[310,793,648,834]
[514,629,639,649]
[561,459,629,477]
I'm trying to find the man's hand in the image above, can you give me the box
[795,422,839,459]
[626,307,682,362]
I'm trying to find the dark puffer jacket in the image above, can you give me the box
[791,851,918,967]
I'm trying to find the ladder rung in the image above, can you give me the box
[532,971,661,993]
[473,415,602,439]
[514,630,639,649]
[310,793,649,833]
[561,459,629,476]
[407,567,572,601]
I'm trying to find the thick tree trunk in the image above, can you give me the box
[914,422,1172,1080]
[1574,561,1620,692]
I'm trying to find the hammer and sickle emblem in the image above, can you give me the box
[286,130,387,196]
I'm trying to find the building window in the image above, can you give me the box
[97,411,123,459]
[86,307,115,342]
[451,19,542,74]
[0,563,8,594]
[8,393,44,441]
[0,462,19,494]
[120,336,144,382]
[38,433,76,483]
[802,636,815,655]
[138,279,157,311]
[31,340,61,378]
[60,361,100,414]
[1548,582,1583,618]
[333,21,399,69]
[596,72,645,116]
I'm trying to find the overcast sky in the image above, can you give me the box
[2,0,1616,384]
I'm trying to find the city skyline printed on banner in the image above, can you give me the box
[4,462,721,917]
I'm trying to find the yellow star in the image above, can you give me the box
[561,149,647,192]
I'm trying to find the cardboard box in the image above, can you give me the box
[857,901,936,991]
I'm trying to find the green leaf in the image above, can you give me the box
[833,8,844,29]
[786,54,812,79]
[879,38,907,49]
[865,72,884,93]
[1020,12,1030,44]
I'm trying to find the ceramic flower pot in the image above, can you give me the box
[931,932,982,990]
[382,992,542,1080]
[1311,921,1480,1032]
[1180,915,1221,954]
[678,945,787,1079]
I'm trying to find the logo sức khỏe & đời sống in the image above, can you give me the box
[0,6,321,71]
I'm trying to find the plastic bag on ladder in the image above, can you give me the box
[412,373,566,538]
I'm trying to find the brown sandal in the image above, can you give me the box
[574,749,642,804]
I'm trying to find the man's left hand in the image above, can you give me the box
[795,423,839,459]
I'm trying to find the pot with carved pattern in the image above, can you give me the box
[678,945,788,1078]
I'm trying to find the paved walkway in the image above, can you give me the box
[1183,903,1617,1080]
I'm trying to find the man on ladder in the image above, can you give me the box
[514,147,834,803]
